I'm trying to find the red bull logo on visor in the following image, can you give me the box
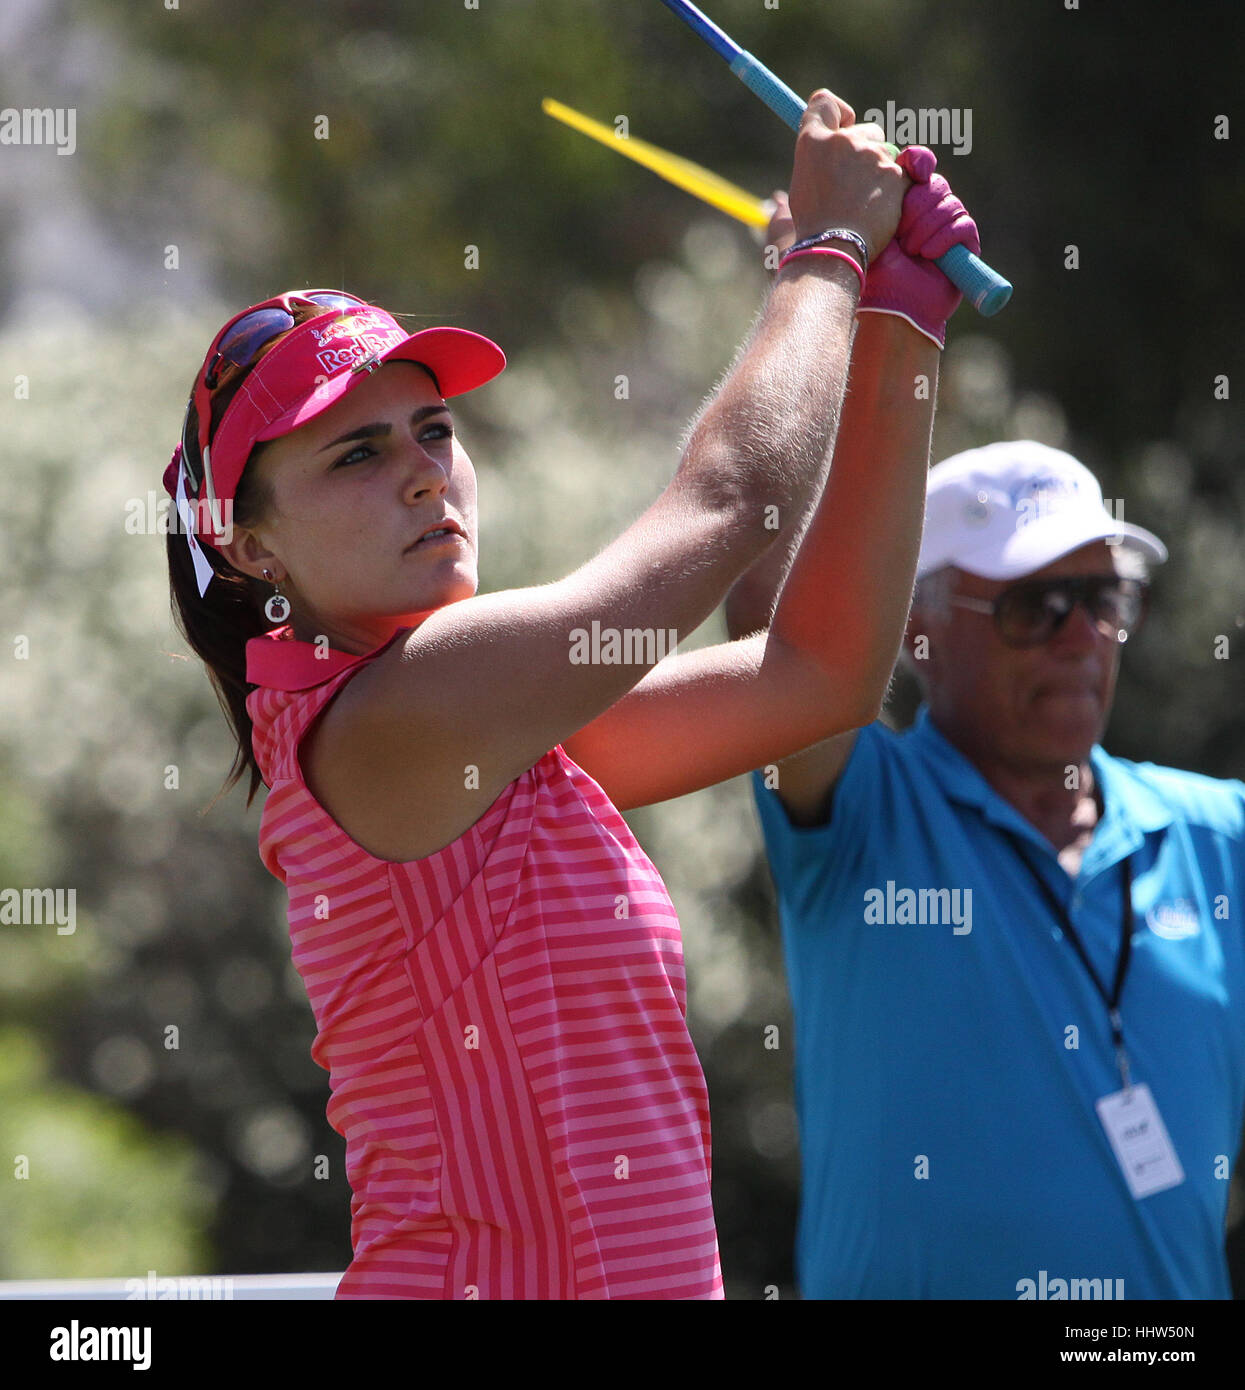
[310,310,407,375]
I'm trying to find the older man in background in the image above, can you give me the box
[730,440,1245,1298]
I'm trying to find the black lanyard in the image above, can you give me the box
[1006,833,1135,1090]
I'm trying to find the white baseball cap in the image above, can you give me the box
[917,440,1168,580]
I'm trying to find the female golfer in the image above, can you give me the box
[164,92,977,1298]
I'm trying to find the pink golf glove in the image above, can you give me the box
[858,145,980,349]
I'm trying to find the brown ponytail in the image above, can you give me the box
[166,299,331,811]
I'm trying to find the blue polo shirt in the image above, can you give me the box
[751,708,1245,1299]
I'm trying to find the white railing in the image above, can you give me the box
[0,1272,341,1300]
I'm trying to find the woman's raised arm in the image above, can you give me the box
[300,93,905,857]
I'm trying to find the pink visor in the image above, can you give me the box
[164,304,505,546]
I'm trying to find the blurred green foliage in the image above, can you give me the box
[0,0,1240,1297]
[0,1027,211,1278]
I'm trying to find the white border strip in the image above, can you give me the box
[0,1273,342,1300]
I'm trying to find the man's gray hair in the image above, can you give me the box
[910,566,954,619]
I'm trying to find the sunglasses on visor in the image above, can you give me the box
[179,289,369,501]
[948,575,1150,647]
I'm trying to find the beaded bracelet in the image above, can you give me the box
[778,245,866,294]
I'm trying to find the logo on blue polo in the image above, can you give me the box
[1145,900,1200,940]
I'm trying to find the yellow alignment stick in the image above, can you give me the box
[542,97,770,229]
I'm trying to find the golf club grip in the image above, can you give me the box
[729,49,808,128]
[729,48,1012,316]
[936,242,1011,317]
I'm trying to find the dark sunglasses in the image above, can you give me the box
[949,575,1150,647]
[179,289,368,500]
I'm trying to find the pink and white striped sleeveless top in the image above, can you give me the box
[244,626,723,1299]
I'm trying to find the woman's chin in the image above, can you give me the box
[402,578,478,620]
